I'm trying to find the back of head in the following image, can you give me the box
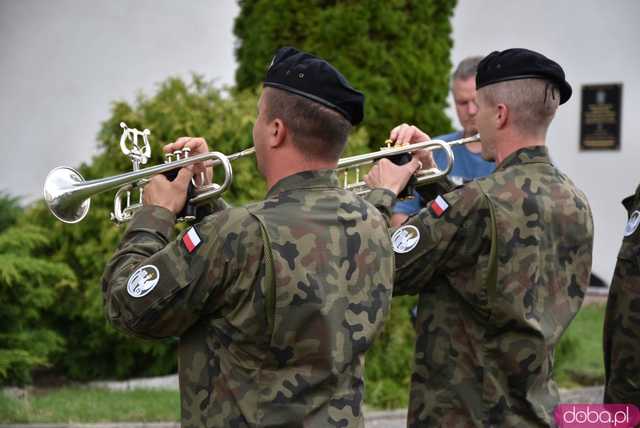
[263,87,352,161]
[476,48,571,138]
[480,79,560,137]
[262,47,365,161]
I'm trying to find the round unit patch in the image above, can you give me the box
[127,265,160,298]
[624,210,640,237]
[391,225,421,254]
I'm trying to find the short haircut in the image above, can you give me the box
[479,78,560,137]
[452,56,483,81]
[263,87,352,161]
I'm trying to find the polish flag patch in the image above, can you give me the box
[182,227,202,253]
[430,195,449,217]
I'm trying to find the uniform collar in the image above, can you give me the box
[622,184,640,211]
[495,145,552,171]
[266,169,340,197]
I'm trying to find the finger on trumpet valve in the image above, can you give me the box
[164,153,172,163]
[173,149,182,161]
[182,147,191,158]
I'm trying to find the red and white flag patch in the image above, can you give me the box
[182,227,202,253]
[430,195,449,217]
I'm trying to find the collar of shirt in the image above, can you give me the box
[266,169,340,197]
[495,145,552,172]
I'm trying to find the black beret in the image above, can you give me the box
[476,48,572,104]
[263,47,365,125]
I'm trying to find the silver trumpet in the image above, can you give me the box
[336,134,481,195]
[43,122,255,224]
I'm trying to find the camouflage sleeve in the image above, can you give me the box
[363,188,398,225]
[198,197,232,215]
[392,182,491,297]
[101,204,262,340]
[603,213,640,404]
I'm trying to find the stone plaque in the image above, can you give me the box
[580,84,622,150]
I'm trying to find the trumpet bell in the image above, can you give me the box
[44,166,90,224]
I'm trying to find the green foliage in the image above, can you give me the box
[0,193,76,384]
[0,192,21,232]
[553,304,606,387]
[364,295,417,408]
[234,0,456,146]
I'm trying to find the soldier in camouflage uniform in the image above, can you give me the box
[364,48,594,427]
[101,47,394,427]
[603,184,640,405]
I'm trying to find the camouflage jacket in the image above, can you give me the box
[603,184,640,406]
[101,170,394,427]
[367,146,594,427]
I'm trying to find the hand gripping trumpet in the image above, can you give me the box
[336,134,481,196]
[43,123,255,224]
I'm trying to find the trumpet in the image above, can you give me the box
[44,122,477,224]
[337,134,480,195]
[43,123,255,224]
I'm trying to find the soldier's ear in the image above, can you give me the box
[269,118,287,148]
[496,103,509,130]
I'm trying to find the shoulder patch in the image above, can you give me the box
[624,210,640,237]
[127,265,160,298]
[429,195,449,217]
[391,225,420,254]
[182,226,202,253]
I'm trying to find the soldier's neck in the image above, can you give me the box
[265,152,337,191]
[495,130,546,165]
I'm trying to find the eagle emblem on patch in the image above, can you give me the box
[127,265,160,298]
[624,210,640,237]
[391,225,420,254]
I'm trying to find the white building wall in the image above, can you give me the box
[449,0,640,282]
[0,0,238,202]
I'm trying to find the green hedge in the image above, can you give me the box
[0,194,75,384]
[234,0,457,148]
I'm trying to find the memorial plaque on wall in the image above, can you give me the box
[580,84,622,150]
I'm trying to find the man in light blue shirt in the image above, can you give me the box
[391,56,495,227]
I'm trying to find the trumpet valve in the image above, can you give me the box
[198,171,206,187]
